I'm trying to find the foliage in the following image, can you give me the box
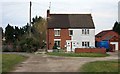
[0,27,4,39]
[5,24,15,43]
[2,54,27,72]
[19,37,39,52]
[32,16,47,48]
[80,60,119,72]
[113,21,120,35]
[47,52,109,57]
[52,43,58,52]
[53,43,58,49]
[3,15,47,52]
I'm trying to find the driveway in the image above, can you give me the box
[11,51,118,72]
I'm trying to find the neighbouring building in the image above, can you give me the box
[46,10,95,52]
[95,30,120,51]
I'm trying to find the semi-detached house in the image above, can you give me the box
[46,10,95,52]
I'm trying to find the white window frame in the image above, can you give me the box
[54,29,61,36]
[82,41,90,48]
[82,29,89,35]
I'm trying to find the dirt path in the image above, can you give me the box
[11,52,118,72]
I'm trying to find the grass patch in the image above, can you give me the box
[80,60,119,72]
[2,54,28,72]
[47,52,109,57]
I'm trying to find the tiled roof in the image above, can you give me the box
[96,30,112,37]
[47,14,95,29]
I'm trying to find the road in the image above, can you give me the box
[7,52,118,72]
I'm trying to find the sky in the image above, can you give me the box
[0,0,119,34]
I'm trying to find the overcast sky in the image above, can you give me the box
[0,0,119,34]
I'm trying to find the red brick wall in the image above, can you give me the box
[47,29,71,49]
[61,29,71,49]
[47,29,54,49]
[96,31,119,42]
[75,48,106,54]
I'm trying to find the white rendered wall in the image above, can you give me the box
[70,29,95,48]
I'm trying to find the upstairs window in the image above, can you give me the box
[69,30,73,36]
[82,29,89,35]
[54,29,60,36]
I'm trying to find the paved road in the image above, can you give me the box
[8,52,118,72]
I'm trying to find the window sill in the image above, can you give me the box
[54,35,60,37]
[69,35,73,36]
[81,34,90,36]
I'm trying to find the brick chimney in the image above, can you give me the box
[47,9,50,18]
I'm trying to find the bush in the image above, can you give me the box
[19,37,39,52]
[52,43,58,52]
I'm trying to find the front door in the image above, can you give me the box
[66,40,78,52]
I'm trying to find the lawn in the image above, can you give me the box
[2,54,28,72]
[80,60,119,72]
[47,52,109,57]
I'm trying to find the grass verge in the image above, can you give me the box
[80,60,119,72]
[2,54,28,72]
[47,52,109,57]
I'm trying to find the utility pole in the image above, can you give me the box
[49,2,51,10]
[29,1,32,37]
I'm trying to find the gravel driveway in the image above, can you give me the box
[9,52,118,72]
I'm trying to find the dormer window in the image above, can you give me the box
[54,29,60,36]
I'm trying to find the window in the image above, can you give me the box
[82,29,89,35]
[54,30,60,36]
[82,29,84,34]
[82,42,90,47]
[87,29,89,34]
[82,42,84,46]
[69,30,73,36]
[54,41,60,47]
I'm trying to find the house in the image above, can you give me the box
[46,10,95,52]
[95,30,120,51]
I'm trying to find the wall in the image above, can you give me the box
[75,48,106,54]
[71,29,95,48]
[95,31,119,51]
[47,28,95,50]
[47,29,54,49]
[47,29,71,49]
[60,29,71,49]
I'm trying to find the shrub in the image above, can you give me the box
[52,43,58,52]
[19,37,39,52]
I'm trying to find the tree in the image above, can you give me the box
[113,21,120,35]
[5,24,15,43]
[3,15,46,52]
[0,27,3,39]
[32,17,47,48]
[14,26,20,41]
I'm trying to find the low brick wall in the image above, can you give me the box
[75,48,106,54]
